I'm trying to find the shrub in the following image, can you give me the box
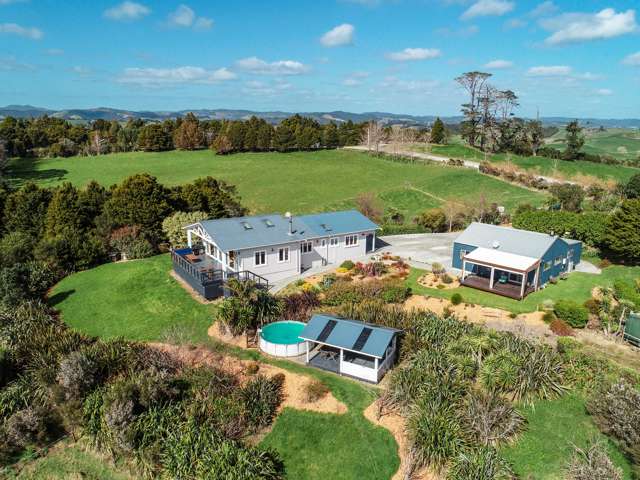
[340,260,355,270]
[240,374,285,431]
[431,262,445,275]
[415,208,447,233]
[599,259,612,269]
[245,361,260,375]
[4,407,54,449]
[583,298,600,315]
[451,293,463,305]
[161,211,208,248]
[441,273,453,284]
[542,311,557,323]
[280,291,320,321]
[381,284,411,304]
[109,225,154,259]
[447,447,514,480]
[586,380,640,465]
[56,350,98,401]
[463,391,524,447]
[566,441,623,480]
[303,379,330,403]
[554,300,589,328]
[549,319,574,337]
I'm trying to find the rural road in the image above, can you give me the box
[344,144,572,186]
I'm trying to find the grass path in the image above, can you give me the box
[49,254,400,480]
[8,149,544,220]
[406,265,640,314]
[502,394,633,479]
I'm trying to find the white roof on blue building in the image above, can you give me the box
[455,222,574,259]
[197,210,378,252]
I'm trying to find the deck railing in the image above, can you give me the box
[171,249,269,290]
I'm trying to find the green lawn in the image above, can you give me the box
[49,254,214,343]
[50,255,400,480]
[407,264,640,314]
[7,442,135,480]
[502,394,633,479]
[412,143,640,184]
[8,149,544,220]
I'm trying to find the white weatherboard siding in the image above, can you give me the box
[340,358,378,383]
[237,240,301,283]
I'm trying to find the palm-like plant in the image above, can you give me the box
[463,390,525,446]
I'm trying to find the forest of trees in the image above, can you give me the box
[0,113,365,158]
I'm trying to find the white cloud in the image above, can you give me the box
[484,59,513,69]
[436,25,479,37]
[595,88,613,96]
[243,80,293,96]
[71,66,92,76]
[320,23,354,47]
[542,8,637,45]
[104,2,150,21]
[167,4,213,30]
[504,18,526,29]
[380,76,439,92]
[118,66,236,86]
[235,57,309,75]
[0,22,42,39]
[386,47,441,61]
[529,1,557,18]
[622,51,640,66]
[343,71,369,86]
[0,55,36,71]
[461,0,514,20]
[44,48,64,56]
[527,65,572,77]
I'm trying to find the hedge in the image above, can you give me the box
[512,210,608,247]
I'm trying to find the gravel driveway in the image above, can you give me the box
[377,232,459,271]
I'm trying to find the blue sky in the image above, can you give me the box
[1,0,639,117]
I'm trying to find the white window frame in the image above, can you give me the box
[554,256,562,266]
[345,234,358,247]
[459,249,468,260]
[329,237,339,247]
[301,241,313,254]
[254,250,267,266]
[278,247,289,263]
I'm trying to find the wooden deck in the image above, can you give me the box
[461,275,535,300]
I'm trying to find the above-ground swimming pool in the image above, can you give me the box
[259,321,308,357]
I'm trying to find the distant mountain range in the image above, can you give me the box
[1,105,639,129]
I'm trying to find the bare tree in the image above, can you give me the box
[455,71,492,147]
[442,199,466,232]
[355,192,383,222]
[361,121,385,155]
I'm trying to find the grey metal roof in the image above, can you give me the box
[454,222,578,259]
[299,314,400,358]
[197,210,378,252]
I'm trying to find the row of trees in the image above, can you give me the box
[0,113,365,158]
[0,174,245,306]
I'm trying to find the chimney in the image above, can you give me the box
[285,211,293,235]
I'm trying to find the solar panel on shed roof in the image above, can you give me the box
[317,319,337,343]
[352,327,372,351]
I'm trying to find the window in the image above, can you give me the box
[544,261,552,271]
[321,239,326,247]
[330,237,339,247]
[459,249,468,260]
[278,247,289,263]
[554,256,562,266]
[345,234,358,247]
[254,250,266,266]
[301,242,313,254]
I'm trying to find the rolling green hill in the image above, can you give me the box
[547,128,640,163]
[7,149,544,220]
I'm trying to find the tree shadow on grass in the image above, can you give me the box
[48,289,75,307]
[6,157,68,187]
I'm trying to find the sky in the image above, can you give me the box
[0,0,639,118]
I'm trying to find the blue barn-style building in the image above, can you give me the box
[452,222,582,299]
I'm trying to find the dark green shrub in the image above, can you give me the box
[240,374,284,431]
[340,260,355,270]
[451,293,463,305]
[381,284,411,303]
[542,311,557,323]
[554,300,589,328]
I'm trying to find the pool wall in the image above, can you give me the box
[259,321,308,357]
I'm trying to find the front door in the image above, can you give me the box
[300,241,313,271]
[366,234,374,252]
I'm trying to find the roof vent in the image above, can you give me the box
[492,240,500,249]
[263,219,275,228]
[241,221,253,230]
[320,223,332,232]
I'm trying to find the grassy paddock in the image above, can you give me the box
[412,142,639,183]
[406,264,640,314]
[8,149,544,221]
[502,394,633,479]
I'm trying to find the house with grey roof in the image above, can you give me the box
[171,210,378,300]
[299,314,400,383]
[452,222,582,299]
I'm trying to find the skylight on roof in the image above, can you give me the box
[263,219,275,227]
[241,221,253,230]
[320,223,332,231]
